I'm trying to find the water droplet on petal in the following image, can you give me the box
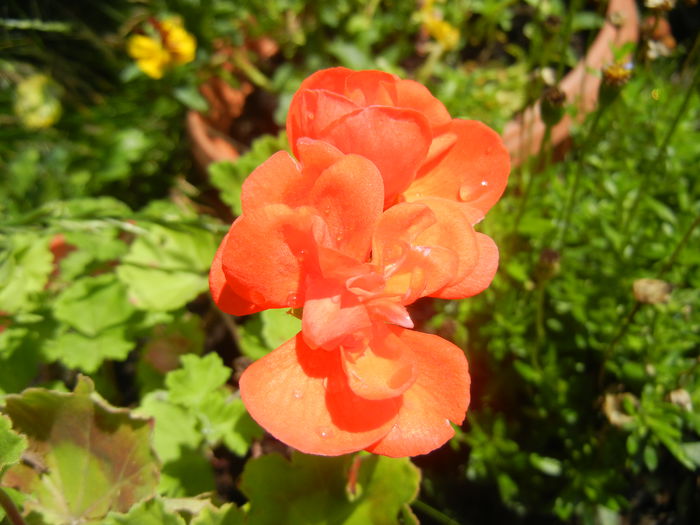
[292,390,303,400]
[317,426,333,438]
[480,180,488,187]
[287,292,300,307]
[445,418,452,427]
[336,234,343,242]
[330,295,340,304]
[485,146,494,154]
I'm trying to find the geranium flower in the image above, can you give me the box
[210,140,498,456]
[127,17,196,79]
[286,67,510,220]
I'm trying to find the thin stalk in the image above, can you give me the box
[412,500,463,525]
[416,43,444,84]
[0,487,26,525]
[621,51,700,235]
[599,212,700,385]
[556,107,605,250]
[513,123,553,232]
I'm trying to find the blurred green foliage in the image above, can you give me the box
[1,0,699,523]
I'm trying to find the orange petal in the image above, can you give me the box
[341,324,417,400]
[240,151,306,211]
[318,106,432,205]
[209,234,270,315]
[307,152,384,260]
[433,232,499,299]
[240,333,400,456]
[302,278,372,350]
[373,199,479,302]
[221,205,330,307]
[403,119,510,216]
[287,89,359,158]
[366,327,470,457]
[394,78,452,131]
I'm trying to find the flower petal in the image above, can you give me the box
[318,106,432,205]
[403,119,510,216]
[241,151,306,212]
[209,233,270,315]
[341,324,417,401]
[221,205,330,307]
[306,151,384,260]
[240,333,400,456]
[393,79,452,131]
[287,89,360,157]
[433,232,499,299]
[366,327,470,457]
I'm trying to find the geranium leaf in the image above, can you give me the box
[2,376,159,524]
[103,498,185,525]
[0,233,53,314]
[117,224,218,311]
[44,327,135,373]
[53,274,136,337]
[165,353,230,408]
[0,414,26,474]
[241,452,421,525]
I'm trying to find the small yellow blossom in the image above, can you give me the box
[420,0,460,51]
[127,17,196,79]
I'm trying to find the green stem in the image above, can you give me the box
[534,285,546,362]
[513,124,553,232]
[0,487,26,525]
[411,500,462,525]
[599,212,700,385]
[416,43,445,84]
[556,108,605,250]
[621,54,700,235]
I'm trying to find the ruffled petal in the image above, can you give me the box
[302,278,372,350]
[317,106,432,205]
[240,333,401,456]
[403,119,510,216]
[393,79,452,131]
[366,327,470,457]
[373,199,479,302]
[221,205,330,307]
[287,89,359,158]
[209,234,270,315]
[432,232,499,299]
[241,151,306,212]
[341,324,417,401]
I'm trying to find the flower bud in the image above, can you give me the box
[599,62,633,107]
[540,86,566,127]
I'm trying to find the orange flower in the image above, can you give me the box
[210,139,498,456]
[286,67,510,221]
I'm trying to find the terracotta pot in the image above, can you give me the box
[187,77,253,172]
[502,0,640,167]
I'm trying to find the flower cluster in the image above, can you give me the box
[210,68,510,457]
[127,17,196,79]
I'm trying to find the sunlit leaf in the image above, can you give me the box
[2,377,159,524]
[241,452,421,524]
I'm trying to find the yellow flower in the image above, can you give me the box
[419,0,460,51]
[127,17,196,79]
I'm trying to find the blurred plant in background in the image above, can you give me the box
[1,0,700,523]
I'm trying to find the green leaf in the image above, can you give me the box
[190,503,245,525]
[2,377,159,524]
[135,391,201,463]
[241,452,421,525]
[196,390,262,456]
[44,327,135,373]
[680,442,700,467]
[239,309,301,360]
[0,234,53,314]
[173,85,209,112]
[0,414,27,474]
[104,498,185,525]
[117,224,218,311]
[165,353,230,408]
[53,274,136,336]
